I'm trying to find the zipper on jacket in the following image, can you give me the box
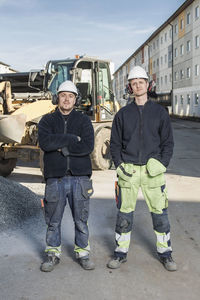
[63,118,70,172]
[138,107,143,164]
[136,103,145,165]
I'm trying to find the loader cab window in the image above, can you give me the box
[97,62,114,114]
[48,61,73,94]
[75,61,93,114]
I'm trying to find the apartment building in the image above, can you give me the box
[114,0,200,118]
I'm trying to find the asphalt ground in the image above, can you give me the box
[0,118,200,300]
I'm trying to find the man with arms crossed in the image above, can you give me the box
[38,80,95,272]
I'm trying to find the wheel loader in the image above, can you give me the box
[0,56,119,176]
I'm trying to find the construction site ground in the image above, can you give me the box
[0,118,200,300]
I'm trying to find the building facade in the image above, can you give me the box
[114,0,200,118]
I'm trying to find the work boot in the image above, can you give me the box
[40,253,60,272]
[107,256,127,269]
[78,257,95,270]
[160,255,177,271]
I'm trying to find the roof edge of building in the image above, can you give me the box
[114,0,194,75]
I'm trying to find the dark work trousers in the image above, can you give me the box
[44,175,92,258]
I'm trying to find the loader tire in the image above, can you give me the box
[91,128,112,170]
[0,158,17,177]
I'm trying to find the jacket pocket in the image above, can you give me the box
[45,179,59,202]
[80,178,94,199]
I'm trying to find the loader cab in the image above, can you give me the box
[73,58,115,122]
[47,60,74,94]
[46,58,115,122]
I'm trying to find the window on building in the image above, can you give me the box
[180,95,184,105]
[175,48,178,58]
[156,39,159,48]
[161,56,163,65]
[169,28,172,38]
[153,61,156,68]
[187,40,191,52]
[161,36,163,44]
[186,67,191,78]
[180,69,184,80]
[180,18,184,30]
[169,74,172,82]
[157,58,159,67]
[169,50,172,62]
[187,94,191,104]
[195,64,199,76]
[165,54,167,63]
[161,77,163,85]
[195,6,199,19]
[153,42,155,50]
[180,44,184,55]
[165,32,167,42]
[187,12,191,24]
[165,75,167,84]
[194,93,199,105]
[174,71,178,81]
[157,78,159,86]
[174,24,178,34]
[195,35,199,48]
[175,95,178,105]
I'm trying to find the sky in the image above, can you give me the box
[0,0,186,72]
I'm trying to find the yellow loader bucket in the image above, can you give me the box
[0,114,26,143]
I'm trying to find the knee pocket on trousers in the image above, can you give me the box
[116,211,133,234]
[151,209,170,233]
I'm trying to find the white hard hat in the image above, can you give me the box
[57,80,78,95]
[128,66,148,81]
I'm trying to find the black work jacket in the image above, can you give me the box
[110,100,174,168]
[38,108,94,179]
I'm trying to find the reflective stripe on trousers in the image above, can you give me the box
[154,231,172,254]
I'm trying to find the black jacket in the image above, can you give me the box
[110,100,174,168]
[38,108,94,179]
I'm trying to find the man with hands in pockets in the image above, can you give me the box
[107,66,177,272]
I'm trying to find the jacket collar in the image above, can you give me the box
[54,107,76,119]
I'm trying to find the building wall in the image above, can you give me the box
[173,0,200,117]
[113,0,200,118]
[149,25,173,93]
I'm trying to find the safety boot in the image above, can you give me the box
[107,256,127,269]
[40,253,60,272]
[160,255,177,271]
[78,257,95,270]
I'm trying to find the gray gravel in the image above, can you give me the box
[0,176,42,231]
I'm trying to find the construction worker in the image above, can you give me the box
[107,66,177,271]
[38,80,95,272]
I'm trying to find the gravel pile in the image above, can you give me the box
[0,176,42,231]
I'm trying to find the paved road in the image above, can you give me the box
[0,118,200,300]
